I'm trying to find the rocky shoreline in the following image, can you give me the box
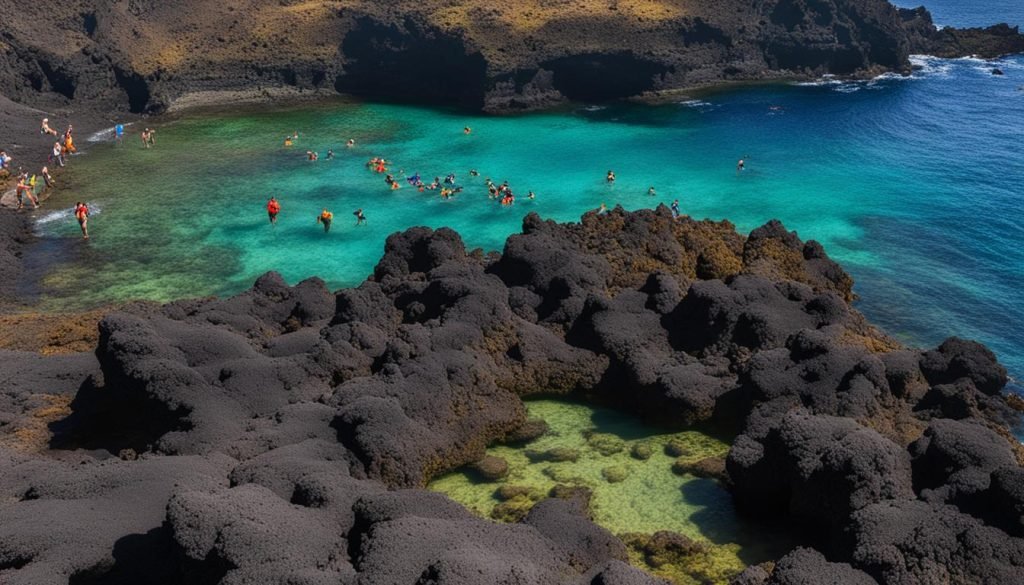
[1,208,1021,584]
[0,1,1021,118]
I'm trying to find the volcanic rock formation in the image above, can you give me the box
[0,207,1021,584]
[0,0,1021,114]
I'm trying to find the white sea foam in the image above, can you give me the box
[87,122,131,143]
[678,99,712,108]
[34,203,101,232]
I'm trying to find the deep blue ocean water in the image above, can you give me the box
[28,2,1024,407]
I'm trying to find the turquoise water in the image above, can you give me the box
[28,54,1024,391]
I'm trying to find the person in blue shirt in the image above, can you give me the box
[115,124,124,145]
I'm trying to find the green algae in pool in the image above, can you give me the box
[428,400,788,584]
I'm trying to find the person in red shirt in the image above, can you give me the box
[267,197,281,225]
[74,202,90,239]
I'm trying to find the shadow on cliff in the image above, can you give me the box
[335,17,488,109]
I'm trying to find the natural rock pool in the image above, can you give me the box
[429,400,791,584]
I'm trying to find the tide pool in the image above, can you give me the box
[429,399,793,584]
[26,53,1024,393]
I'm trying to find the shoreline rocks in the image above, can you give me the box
[0,207,1021,584]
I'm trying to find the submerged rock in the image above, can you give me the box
[601,465,630,484]
[470,455,509,481]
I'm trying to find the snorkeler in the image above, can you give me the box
[606,170,616,183]
[326,149,335,160]
[469,169,479,177]
[463,127,472,135]
[317,208,333,233]
[528,191,536,200]
[648,186,656,196]
[267,197,281,225]
[354,208,366,226]
[74,201,90,239]
[671,199,680,219]
[736,159,745,173]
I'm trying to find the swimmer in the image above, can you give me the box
[307,150,318,161]
[267,197,281,225]
[41,118,58,136]
[284,136,293,147]
[671,199,680,219]
[347,138,356,148]
[648,186,656,197]
[469,169,479,177]
[463,126,472,135]
[354,208,366,226]
[317,208,333,233]
[528,191,536,200]
[74,201,90,239]
[606,170,616,183]
[326,149,335,160]
[293,131,299,140]
[736,159,745,173]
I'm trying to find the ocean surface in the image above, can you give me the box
[24,3,1024,404]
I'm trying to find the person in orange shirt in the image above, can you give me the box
[316,208,333,233]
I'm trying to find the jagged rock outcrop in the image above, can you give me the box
[0,208,1020,584]
[1,0,1021,116]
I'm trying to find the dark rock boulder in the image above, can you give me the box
[767,548,878,585]
[909,418,1017,510]
[728,411,914,535]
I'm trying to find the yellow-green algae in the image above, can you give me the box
[429,399,792,584]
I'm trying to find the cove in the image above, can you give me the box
[24,54,1024,390]
[428,399,792,584]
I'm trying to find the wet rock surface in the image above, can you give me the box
[0,1,1020,117]
[0,207,1021,584]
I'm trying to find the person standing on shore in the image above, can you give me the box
[317,208,333,233]
[41,166,55,189]
[0,150,11,172]
[115,123,125,145]
[40,118,57,136]
[16,173,39,209]
[74,202,89,239]
[50,141,65,167]
[671,199,680,219]
[267,197,281,225]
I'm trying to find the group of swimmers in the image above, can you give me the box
[266,196,366,234]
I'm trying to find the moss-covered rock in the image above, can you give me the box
[671,456,728,482]
[470,455,509,481]
[526,447,580,462]
[542,466,585,484]
[601,465,629,483]
[503,418,549,444]
[664,438,691,457]
[622,530,706,568]
[630,442,654,460]
[549,484,593,507]
[585,431,626,456]
[491,495,537,523]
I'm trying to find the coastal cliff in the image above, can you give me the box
[0,0,1021,114]
[1,208,1021,584]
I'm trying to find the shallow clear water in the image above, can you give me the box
[28,52,1024,396]
[429,400,791,584]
